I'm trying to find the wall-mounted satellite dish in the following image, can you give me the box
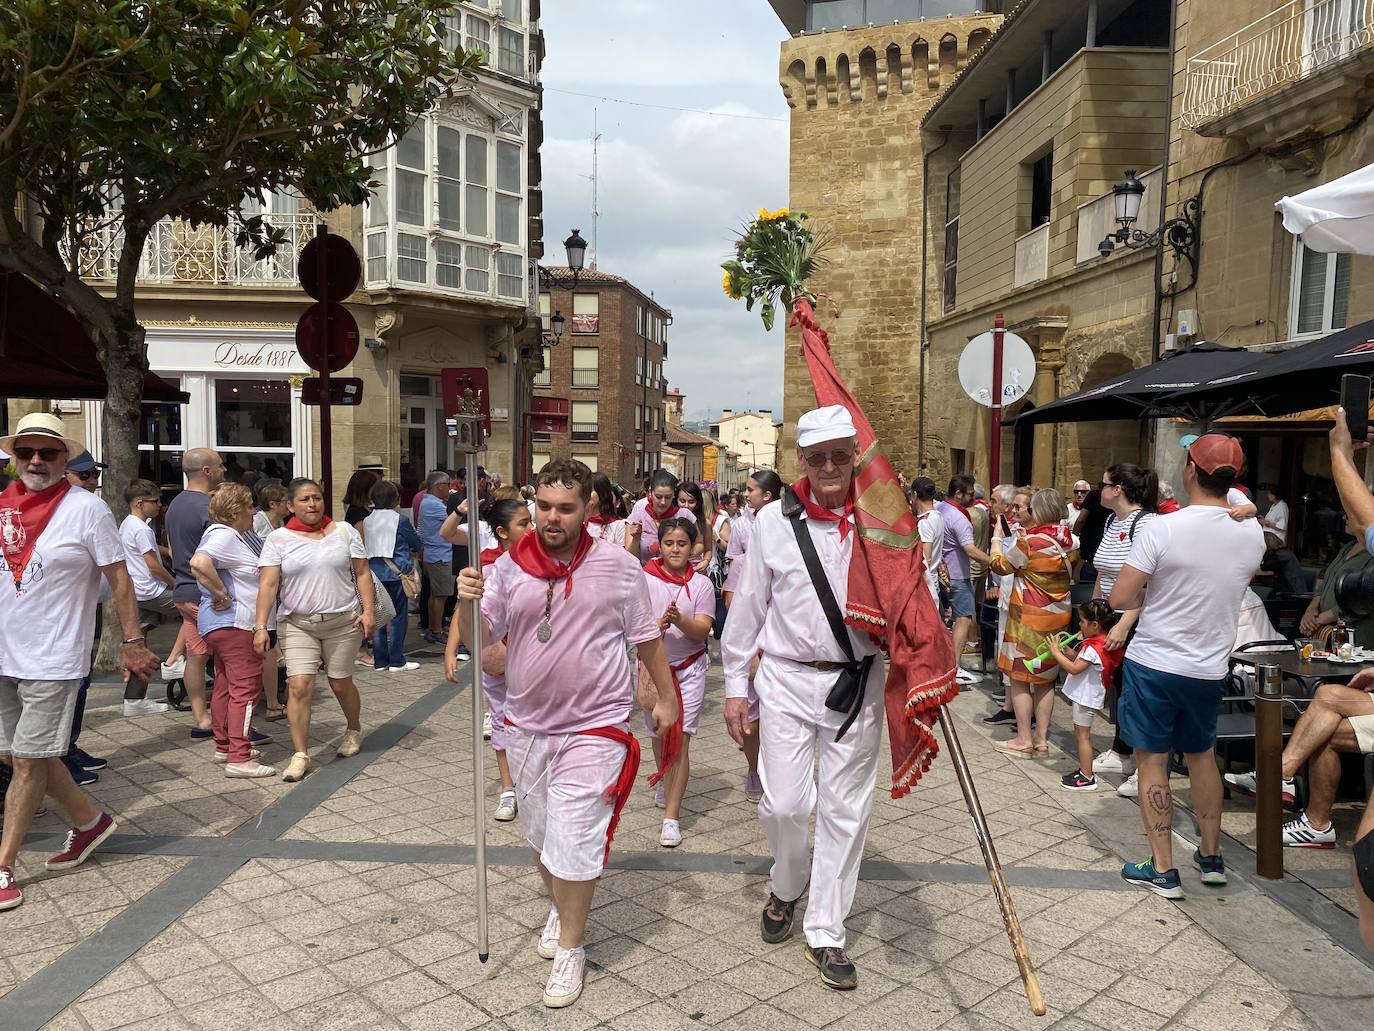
[958,330,1037,408]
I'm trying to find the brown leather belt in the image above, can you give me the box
[798,660,846,672]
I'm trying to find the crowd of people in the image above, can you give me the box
[2,402,1372,998]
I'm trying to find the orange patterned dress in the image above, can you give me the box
[989,531,1073,687]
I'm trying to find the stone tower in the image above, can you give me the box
[777,15,999,477]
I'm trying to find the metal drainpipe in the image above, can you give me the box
[1148,0,1179,465]
[918,128,952,471]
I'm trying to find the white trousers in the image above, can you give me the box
[755,654,885,949]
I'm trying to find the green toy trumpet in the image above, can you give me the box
[1022,631,1081,674]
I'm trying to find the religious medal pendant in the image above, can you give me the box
[536,580,556,644]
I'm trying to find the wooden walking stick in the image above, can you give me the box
[937,707,1046,1017]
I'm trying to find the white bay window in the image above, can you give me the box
[364,105,526,304]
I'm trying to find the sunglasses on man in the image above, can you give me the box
[73,470,101,482]
[12,446,65,462]
[802,450,854,468]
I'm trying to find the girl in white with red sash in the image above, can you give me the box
[640,517,714,847]
[626,469,695,563]
[455,498,533,823]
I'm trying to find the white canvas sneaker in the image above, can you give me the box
[494,790,518,822]
[1093,749,1135,776]
[543,946,585,1008]
[537,907,561,959]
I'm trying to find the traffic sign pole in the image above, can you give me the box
[315,223,333,512]
[990,312,1005,486]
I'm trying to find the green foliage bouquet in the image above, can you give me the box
[721,208,831,331]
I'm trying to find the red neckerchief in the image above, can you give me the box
[1025,522,1073,548]
[641,502,680,526]
[945,500,972,523]
[0,480,69,590]
[1082,635,1124,692]
[509,525,594,599]
[479,546,504,567]
[645,558,694,599]
[973,499,990,510]
[1158,499,1180,514]
[285,515,332,533]
[587,514,612,525]
[790,477,854,540]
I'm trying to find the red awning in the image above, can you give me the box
[0,272,189,403]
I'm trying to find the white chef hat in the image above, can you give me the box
[796,405,857,448]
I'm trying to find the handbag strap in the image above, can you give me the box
[784,489,856,664]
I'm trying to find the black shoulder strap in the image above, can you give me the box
[784,489,856,663]
[1128,509,1145,541]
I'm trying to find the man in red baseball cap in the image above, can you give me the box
[1108,432,1265,899]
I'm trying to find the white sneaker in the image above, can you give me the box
[160,657,186,681]
[1093,749,1135,776]
[483,712,493,740]
[659,819,682,848]
[389,662,420,672]
[954,669,981,685]
[537,908,561,959]
[212,748,260,764]
[122,699,170,717]
[225,761,279,779]
[543,946,585,1008]
[1224,770,1297,806]
[654,782,666,809]
[494,790,517,822]
[1283,812,1336,848]
[1117,772,1139,798]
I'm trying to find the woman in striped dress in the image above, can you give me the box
[990,488,1074,758]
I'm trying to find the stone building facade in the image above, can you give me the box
[767,1,1002,478]
[533,269,671,486]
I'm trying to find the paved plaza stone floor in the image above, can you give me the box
[1,635,1372,1030]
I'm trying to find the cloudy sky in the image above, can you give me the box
[538,1,791,424]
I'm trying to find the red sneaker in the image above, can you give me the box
[46,813,117,871]
[0,866,22,910]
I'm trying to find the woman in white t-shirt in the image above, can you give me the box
[1261,485,1289,548]
[1089,463,1159,775]
[255,478,375,784]
[189,484,278,778]
[586,473,630,550]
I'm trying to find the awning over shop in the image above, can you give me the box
[0,272,188,404]
[1277,163,1374,254]
[1164,318,1374,419]
[1008,342,1270,426]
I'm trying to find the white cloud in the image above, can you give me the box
[539,0,792,423]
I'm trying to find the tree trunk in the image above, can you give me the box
[92,314,149,672]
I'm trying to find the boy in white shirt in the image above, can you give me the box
[118,480,179,716]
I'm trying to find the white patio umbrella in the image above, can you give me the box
[1276,162,1374,254]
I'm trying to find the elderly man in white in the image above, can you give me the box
[722,404,886,991]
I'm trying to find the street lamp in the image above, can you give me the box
[739,436,760,472]
[537,229,589,290]
[1097,169,1201,281]
[543,310,566,347]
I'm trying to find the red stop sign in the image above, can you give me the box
[295,302,360,373]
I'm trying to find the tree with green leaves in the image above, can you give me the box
[0,0,483,506]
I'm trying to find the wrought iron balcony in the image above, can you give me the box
[77,213,316,287]
[1182,0,1374,133]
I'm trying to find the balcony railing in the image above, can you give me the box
[571,369,599,387]
[570,422,598,440]
[77,213,316,286]
[1181,0,1374,129]
[1013,222,1049,289]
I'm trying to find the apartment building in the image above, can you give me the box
[710,408,782,471]
[61,0,547,507]
[533,269,672,485]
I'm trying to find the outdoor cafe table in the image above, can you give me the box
[1229,649,1374,687]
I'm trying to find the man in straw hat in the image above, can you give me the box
[723,404,955,990]
[0,414,159,910]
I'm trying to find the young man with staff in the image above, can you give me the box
[453,458,678,1010]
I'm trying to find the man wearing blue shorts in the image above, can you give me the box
[936,475,989,686]
[1110,434,1265,898]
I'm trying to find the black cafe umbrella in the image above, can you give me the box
[1163,318,1374,418]
[1009,341,1272,426]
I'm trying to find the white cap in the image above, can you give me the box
[796,405,857,448]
